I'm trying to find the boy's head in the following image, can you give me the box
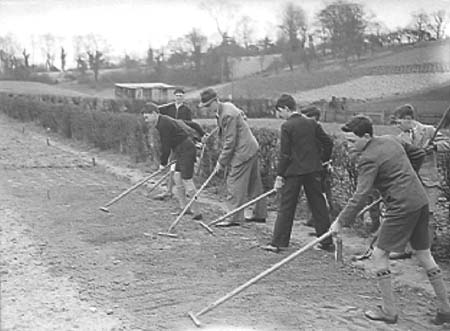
[391,104,416,131]
[301,106,321,121]
[141,108,159,125]
[342,115,373,154]
[275,94,296,119]
[174,87,185,103]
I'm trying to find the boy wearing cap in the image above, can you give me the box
[329,115,450,325]
[198,88,267,227]
[159,87,192,120]
[262,94,334,253]
[143,110,202,220]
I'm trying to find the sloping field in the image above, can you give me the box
[0,81,89,97]
[293,72,450,103]
[356,40,450,68]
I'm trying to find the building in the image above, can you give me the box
[114,82,177,104]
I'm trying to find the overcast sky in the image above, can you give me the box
[1,0,449,64]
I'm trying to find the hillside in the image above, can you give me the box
[1,40,449,111]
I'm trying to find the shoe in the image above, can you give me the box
[215,220,240,227]
[389,251,412,260]
[154,192,171,201]
[305,219,315,227]
[193,213,203,221]
[314,242,335,253]
[260,244,288,253]
[364,305,398,324]
[244,217,266,223]
[431,311,450,325]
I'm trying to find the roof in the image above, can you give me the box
[114,83,176,89]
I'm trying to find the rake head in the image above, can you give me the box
[157,232,179,238]
[196,221,215,235]
[187,312,202,327]
[99,206,110,213]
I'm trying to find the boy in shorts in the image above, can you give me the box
[143,110,202,220]
[330,115,450,325]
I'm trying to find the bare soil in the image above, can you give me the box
[1,114,449,331]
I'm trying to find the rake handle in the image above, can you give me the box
[357,197,382,218]
[167,168,218,232]
[193,230,333,319]
[102,161,175,208]
[427,105,450,146]
[208,188,277,226]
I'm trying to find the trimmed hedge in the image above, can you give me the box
[1,93,449,259]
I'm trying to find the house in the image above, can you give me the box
[114,82,177,104]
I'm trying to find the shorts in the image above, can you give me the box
[173,138,196,180]
[376,204,430,253]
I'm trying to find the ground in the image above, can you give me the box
[1,114,450,331]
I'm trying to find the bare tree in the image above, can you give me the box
[39,33,58,70]
[234,15,254,49]
[199,0,240,42]
[279,2,307,52]
[60,47,66,71]
[22,49,30,68]
[186,28,207,74]
[411,11,431,41]
[429,10,447,40]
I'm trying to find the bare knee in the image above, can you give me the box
[415,249,438,271]
[183,179,197,196]
[372,247,390,272]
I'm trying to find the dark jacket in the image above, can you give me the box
[338,135,427,222]
[277,113,333,177]
[159,102,192,121]
[156,115,190,166]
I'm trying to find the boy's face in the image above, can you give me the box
[393,115,414,131]
[275,105,290,120]
[143,112,158,124]
[174,93,184,103]
[344,132,370,155]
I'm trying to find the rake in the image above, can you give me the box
[203,188,277,234]
[157,168,218,238]
[187,230,334,327]
[99,161,175,213]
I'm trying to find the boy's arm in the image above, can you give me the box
[337,157,377,225]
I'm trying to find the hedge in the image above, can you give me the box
[1,93,449,259]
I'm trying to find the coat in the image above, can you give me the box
[338,135,428,223]
[159,102,192,121]
[216,102,259,168]
[277,113,333,177]
[397,120,450,187]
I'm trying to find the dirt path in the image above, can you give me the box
[1,114,449,331]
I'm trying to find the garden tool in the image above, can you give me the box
[99,161,175,213]
[195,127,219,176]
[426,104,450,146]
[187,230,333,327]
[157,168,218,238]
[351,197,383,261]
[206,188,277,232]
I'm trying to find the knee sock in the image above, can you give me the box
[376,269,397,315]
[427,268,450,313]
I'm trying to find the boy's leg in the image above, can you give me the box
[303,172,332,246]
[270,176,302,248]
[364,247,398,323]
[415,249,450,325]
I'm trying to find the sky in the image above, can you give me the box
[1,0,450,66]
